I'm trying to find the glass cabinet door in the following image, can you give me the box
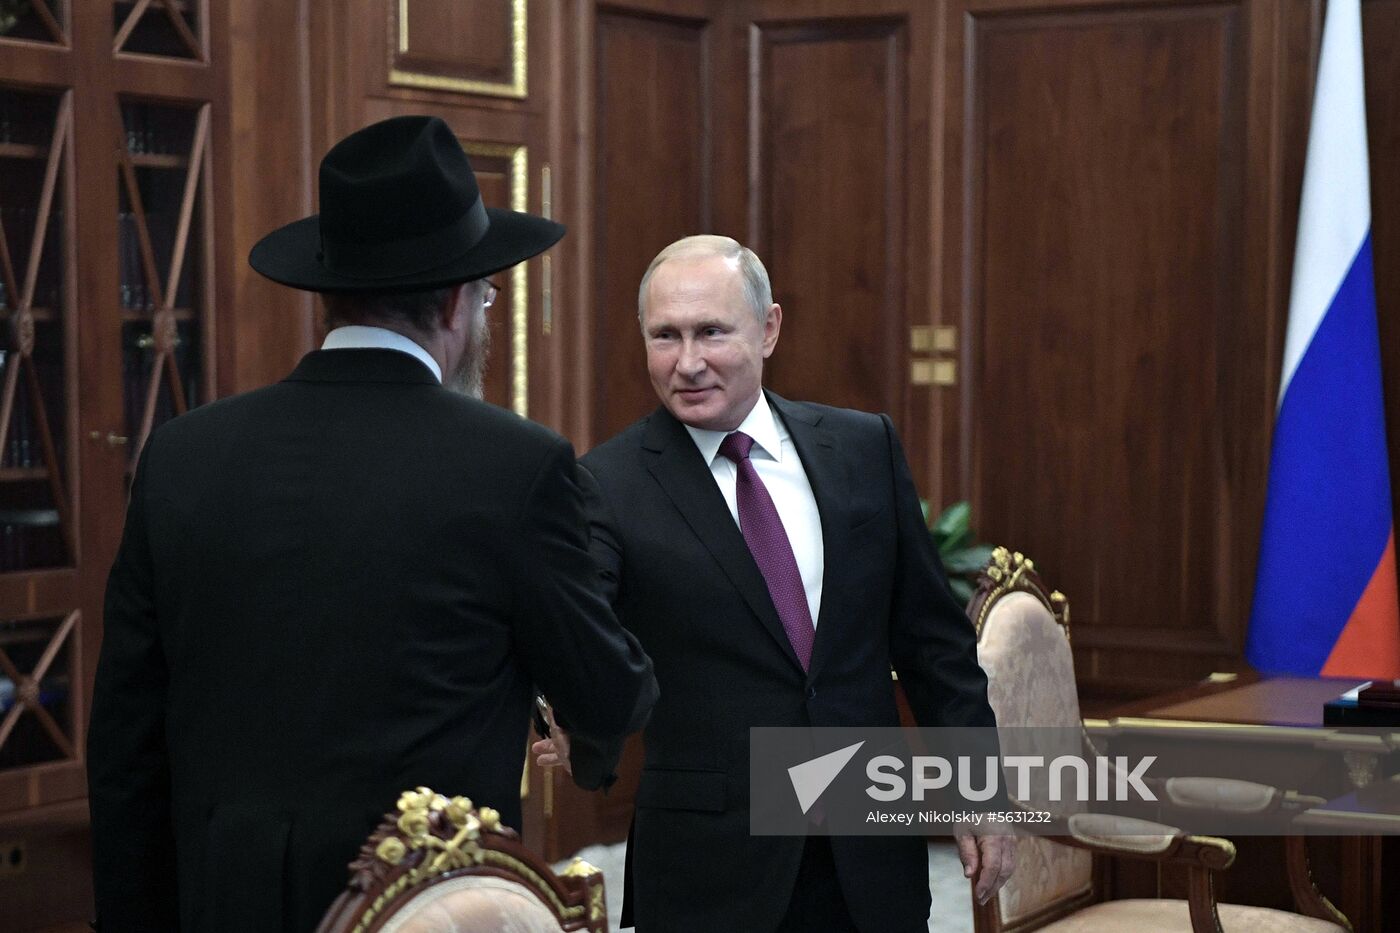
[0,86,73,571]
[0,82,78,779]
[117,99,211,469]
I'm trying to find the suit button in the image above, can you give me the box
[806,686,817,699]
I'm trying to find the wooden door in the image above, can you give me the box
[938,0,1269,696]
[573,0,717,447]
[739,0,937,473]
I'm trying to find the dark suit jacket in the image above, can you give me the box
[580,392,995,933]
[87,349,657,933]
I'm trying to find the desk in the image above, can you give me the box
[1089,674,1363,728]
[1088,676,1399,794]
[1086,675,1398,933]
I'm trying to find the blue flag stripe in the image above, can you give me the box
[1246,235,1395,674]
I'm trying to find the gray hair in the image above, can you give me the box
[637,235,772,326]
[321,280,486,332]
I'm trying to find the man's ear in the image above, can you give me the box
[762,303,782,358]
[440,282,471,332]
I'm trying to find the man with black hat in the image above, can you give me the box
[86,115,657,933]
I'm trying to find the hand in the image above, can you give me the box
[956,833,1016,906]
[530,706,572,776]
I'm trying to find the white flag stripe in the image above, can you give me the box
[1279,0,1372,403]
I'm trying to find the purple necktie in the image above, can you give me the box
[718,431,815,670]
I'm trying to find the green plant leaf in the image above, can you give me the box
[942,544,995,576]
[939,529,973,555]
[919,499,994,607]
[931,501,971,542]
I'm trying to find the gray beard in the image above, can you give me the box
[447,306,490,399]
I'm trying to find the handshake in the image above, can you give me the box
[531,696,572,776]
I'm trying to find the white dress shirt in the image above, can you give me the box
[683,392,824,627]
[322,325,442,383]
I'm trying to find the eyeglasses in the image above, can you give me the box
[481,279,501,310]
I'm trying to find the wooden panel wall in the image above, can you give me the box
[20,0,1386,882]
[203,0,1400,874]
[931,0,1400,696]
[392,0,519,91]
[946,0,1258,690]
[331,0,546,425]
[208,0,1400,707]
[222,1,316,394]
[190,0,1400,864]
[1366,0,1400,561]
[753,17,909,422]
[590,6,711,443]
[572,0,936,460]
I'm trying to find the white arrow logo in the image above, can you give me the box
[787,741,865,814]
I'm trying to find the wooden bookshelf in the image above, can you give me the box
[0,0,224,926]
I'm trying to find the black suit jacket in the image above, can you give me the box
[580,392,995,933]
[87,349,657,933]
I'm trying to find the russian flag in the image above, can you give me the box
[1246,0,1400,679]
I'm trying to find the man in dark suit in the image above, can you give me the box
[536,235,1013,932]
[87,115,657,933]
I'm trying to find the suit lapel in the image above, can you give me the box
[768,393,852,680]
[642,408,804,671]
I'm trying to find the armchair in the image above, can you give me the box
[968,547,1349,933]
[315,787,607,933]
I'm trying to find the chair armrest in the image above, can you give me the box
[1005,810,1234,933]
[992,795,1236,871]
[1161,777,1326,814]
[1036,812,1237,872]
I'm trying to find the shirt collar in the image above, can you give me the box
[683,391,785,465]
[321,325,443,383]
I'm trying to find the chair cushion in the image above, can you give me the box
[378,875,565,933]
[1036,899,1347,933]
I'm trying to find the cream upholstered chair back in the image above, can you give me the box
[378,875,566,933]
[969,548,1094,930]
[315,788,606,933]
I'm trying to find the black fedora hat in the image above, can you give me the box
[249,115,563,292]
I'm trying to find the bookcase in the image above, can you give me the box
[0,0,225,923]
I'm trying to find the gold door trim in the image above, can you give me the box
[462,142,528,417]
